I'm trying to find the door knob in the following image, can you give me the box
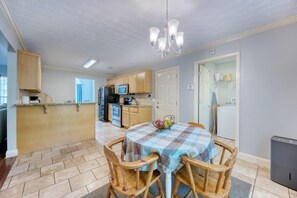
[156,106,159,108]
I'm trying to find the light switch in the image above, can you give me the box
[187,85,194,90]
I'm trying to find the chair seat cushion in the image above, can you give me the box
[176,165,231,198]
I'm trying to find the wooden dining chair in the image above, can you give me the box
[104,137,164,198]
[172,140,238,198]
[188,122,206,129]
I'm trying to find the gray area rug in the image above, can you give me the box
[83,174,251,198]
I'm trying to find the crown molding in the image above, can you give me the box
[0,0,26,50]
[42,65,113,78]
[145,15,297,68]
[185,15,297,55]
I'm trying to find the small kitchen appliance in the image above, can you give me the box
[117,84,129,95]
[29,96,40,104]
[123,97,132,105]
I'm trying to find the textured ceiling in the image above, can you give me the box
[5,0,297,74]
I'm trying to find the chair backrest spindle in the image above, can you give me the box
[104,137,162,197]
[180,140,238,197]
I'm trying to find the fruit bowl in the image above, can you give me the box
[152,115,175,130]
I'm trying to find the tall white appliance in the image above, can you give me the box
[217,106,236,140]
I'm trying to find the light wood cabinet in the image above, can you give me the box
[108,104,112,122]
[122,76,129,84]
[122,106,152,128]
[107,79,114,86]
[129,113,139,127]
[17,103,96,154]
[114,78,119,93]
[17,50,42,93]
[122,110,130,128]
[129,107,138,113]
[109,70,152,94]
[136,70,152,93]
[117,78,123,86]
[128,74,137,93]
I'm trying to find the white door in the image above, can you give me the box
[155,67,179,121]
[198,65,211,130]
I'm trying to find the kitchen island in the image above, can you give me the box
[16,103,96,154]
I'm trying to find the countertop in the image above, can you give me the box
[16,102,96,107]
[108,103,152,108]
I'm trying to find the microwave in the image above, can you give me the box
[117,84,129,95]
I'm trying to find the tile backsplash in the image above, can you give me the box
[120,94,152,106]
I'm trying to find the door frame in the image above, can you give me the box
[155,66,180,122]
[193,52,240,147]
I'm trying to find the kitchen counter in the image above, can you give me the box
[121,104,152,107]
[108,103,152,108]
[16,102,96,107]
[16,103,96,154]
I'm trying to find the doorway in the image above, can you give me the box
[155,67,179,122]
[194,53,240,147]
[75,78,95,103]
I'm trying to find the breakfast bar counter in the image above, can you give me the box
[16,103,96,154]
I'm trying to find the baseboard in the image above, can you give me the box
[6,149,18,158]
[239,152,270,168]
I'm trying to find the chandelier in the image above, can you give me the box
[149,0,184,58]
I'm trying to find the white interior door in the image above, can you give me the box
[155,68,179,121]
[198,65,211,130]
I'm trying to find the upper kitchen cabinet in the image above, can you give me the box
[108,70,152,94]
[135,70,152,93]
[128,74,137,93]
[17,50,41,93]
[125,70,153,94]
[107,79,114,86]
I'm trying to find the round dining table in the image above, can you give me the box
[124,122,218,198]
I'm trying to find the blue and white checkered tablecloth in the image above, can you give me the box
[124,122,218,173]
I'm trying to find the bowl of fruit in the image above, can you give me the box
[153,115,175,131]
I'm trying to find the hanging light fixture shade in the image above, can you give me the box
[149,0,184,58]
[176,32,184,48]
[158,37,166,51]
[168,19,179,39]
[149,27,160,46]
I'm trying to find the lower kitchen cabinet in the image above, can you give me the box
[129,113,139,127]
[108,104,112,122]
[122,111,130,128]
[122,106,152,128]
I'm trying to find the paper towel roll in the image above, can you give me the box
[22,96,29,104]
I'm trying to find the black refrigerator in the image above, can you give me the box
[98,86,119,122]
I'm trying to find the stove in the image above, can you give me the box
[112,104,122,127]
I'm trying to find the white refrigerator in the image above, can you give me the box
[217,106,236,140]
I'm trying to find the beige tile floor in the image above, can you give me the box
[0,121,296,198]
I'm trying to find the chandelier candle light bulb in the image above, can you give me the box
[149,0,184,58]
